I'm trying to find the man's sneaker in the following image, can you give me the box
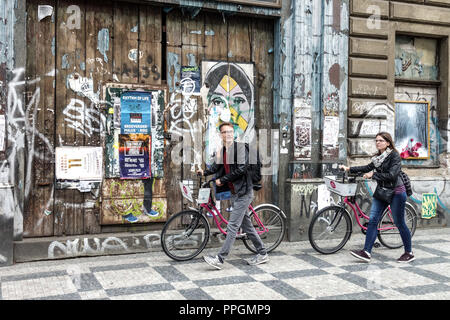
[350,250,371,263]
[203,255,223,270]
[397,252,415,263]
[247,254,269,266]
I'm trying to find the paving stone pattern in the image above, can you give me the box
[1,228,450,300]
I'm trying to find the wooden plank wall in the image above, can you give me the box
[165,10,274,212]
[24,0,274,237]
[24,0,56,237]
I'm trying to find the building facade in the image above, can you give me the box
[287,0,450,241]
[0,0,448,266]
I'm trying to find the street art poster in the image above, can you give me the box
[55,147,102,181]
[181,66,201,95]
[201,61,254,164]
[395,101,430,159]
[119,134,151,179]
[294,118,311,160]
[395,35,438,81]
[101,181,167,225]
[120,91,152,134]
[421,193,437,219]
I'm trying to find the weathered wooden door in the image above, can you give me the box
[164,9,275,214]
[23,0,274,237]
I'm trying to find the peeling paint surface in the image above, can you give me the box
[286,0,348,173]
[0,0,17,266]
[0,1,15,69]
[97,28,109,63]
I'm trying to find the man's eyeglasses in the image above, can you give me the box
[220,130,234,135]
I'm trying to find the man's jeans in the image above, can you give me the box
[364,191,412,254]
[218,190,267,261]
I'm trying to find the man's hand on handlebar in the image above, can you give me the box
[196,169,204,176]
[363,172,373,179]
[339,165,350,172]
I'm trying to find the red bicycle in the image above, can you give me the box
[161,177,286,261]
[308,172,417,254]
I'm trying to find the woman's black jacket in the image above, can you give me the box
[349,151,402,189]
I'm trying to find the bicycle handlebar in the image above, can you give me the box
[197,175,215,188]
[337,167,361,183]
[202,179,216,188]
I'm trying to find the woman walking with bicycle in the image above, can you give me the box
[339,132,415,263]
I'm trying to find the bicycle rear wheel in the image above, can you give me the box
[243,205,286,254]
[160,210,210,261]
[308,205,352,254]
[377,203,417,249]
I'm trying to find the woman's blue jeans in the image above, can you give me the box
[364,191,412,254]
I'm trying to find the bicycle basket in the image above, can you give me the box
[179,181,194,203]
[323,176,357,197]
[179,181,211,204]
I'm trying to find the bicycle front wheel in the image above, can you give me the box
[377,203,417,249]
[243,205,286,254]
[160,210,210,261]
[308,206,352,254]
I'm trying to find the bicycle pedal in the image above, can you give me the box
[236,233,247,240]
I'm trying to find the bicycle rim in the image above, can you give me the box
[308,206,352,254]
[161,210,210,261]
[377,205,417,249]
[243,206,286,254]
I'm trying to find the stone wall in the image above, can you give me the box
[348,0,450,173]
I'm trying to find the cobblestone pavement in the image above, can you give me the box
[1,227,450,301]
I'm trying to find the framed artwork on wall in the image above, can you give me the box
[394,100,431,160]
[217,0,281,8]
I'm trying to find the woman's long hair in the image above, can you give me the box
[375,132,399,155]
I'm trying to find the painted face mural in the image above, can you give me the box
[202,61,254,163]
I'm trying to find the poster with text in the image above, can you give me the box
[323,116,339,146]
[119,134,151,179]
[55,147,102,181]
[120,91,152,134]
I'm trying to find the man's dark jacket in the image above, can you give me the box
[203,142,253,197]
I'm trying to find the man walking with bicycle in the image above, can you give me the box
[197,122,268,270]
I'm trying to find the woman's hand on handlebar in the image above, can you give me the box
[339,165,350,172]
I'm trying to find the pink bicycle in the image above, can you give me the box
[308,172,417,254]
[161,177,287,261]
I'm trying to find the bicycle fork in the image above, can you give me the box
[319,207,347,233]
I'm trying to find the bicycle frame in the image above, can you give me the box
[344,196,397,232]
[199,198,269,236]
